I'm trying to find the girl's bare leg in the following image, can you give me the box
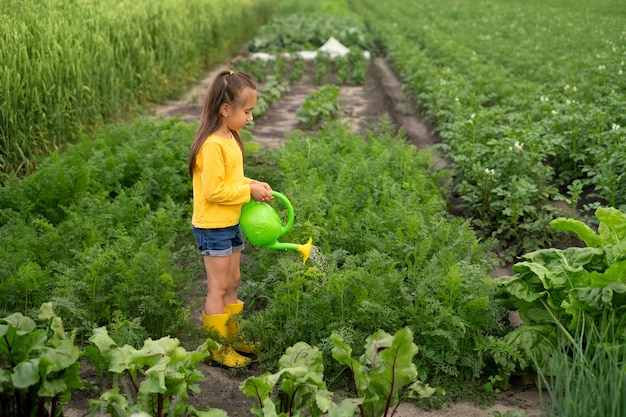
[225,252,242,305]
[203,252,241,315]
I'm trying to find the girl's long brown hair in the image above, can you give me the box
[188,71,257,178]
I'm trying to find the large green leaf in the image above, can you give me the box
[588,260,626,287]
[504,324,562,376]
[331,328,430,417]
[597,207,626,245]
[40,338,81,374]
[550,217,603,248]
[140,359,168,394]
[38,377,67,398]
[570,282,626,312]
[499,269,548,303]
[3,313,36,335]
[11,359,40,389]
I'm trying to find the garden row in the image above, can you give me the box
[349,0,626,258]
[5,107,626,416]
[0,114,509,414]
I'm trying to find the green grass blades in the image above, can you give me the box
[536,314,626,417]
[0,0,275,182]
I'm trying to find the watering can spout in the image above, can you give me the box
[265,236,313,263]
[299,237,313,264]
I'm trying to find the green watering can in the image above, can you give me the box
[240,191,313,263]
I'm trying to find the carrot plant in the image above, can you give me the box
[240,122,519,403]
[0,119,196,338]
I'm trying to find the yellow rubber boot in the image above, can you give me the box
[202,310,251,368]
[224,300,259,354]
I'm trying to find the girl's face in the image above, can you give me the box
[223,87,257,132]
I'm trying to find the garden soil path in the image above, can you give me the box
[65,57,544,417]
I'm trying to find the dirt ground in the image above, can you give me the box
[65,57,546,416]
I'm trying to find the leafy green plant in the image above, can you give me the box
[334,55,351,85]
[332,327,443,417]
[352,0,626,259]
[241,122,513,401]
[85,327,220,416]
[296,85,340,128]
[254,74,290,119]
[0,119,195,339]
[240,327,441,417]
[234,57,271,84]
[313,52,331,85]
[247,14,373,53]
[498,206,626,375]
[240,342,362,417]
[347,49,367,86]
[0,303,82,417]
[288,54,307,84]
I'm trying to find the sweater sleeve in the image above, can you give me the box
[200,141,250,205]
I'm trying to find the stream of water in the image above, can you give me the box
[307,245,330,273]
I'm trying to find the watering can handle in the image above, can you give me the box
[270,191,295,236]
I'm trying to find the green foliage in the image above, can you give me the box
[313,52,331,85]
[537,315,626,417]
[349,0,626,257]
[247,14,373,53]
[240,328,441,417]
[0,303,82,416]
[241,122,513,397]
[253,74,290,119]
[296,85,341,128]
[241,342,362,417]
[0,118,196,337]
[85,327,216,416]
[108,311,149,350]
[498,206,626,375]
[288,54,308,84]
[346,49,368,86]
[1,301,225,416]
[0,0,275,181]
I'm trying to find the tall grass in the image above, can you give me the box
[0,0,274,182]
[537,314,626,416]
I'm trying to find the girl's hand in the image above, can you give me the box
[250,182,274,202]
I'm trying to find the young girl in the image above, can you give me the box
[188,70,273,368]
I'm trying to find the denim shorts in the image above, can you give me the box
[192,224,245,256]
